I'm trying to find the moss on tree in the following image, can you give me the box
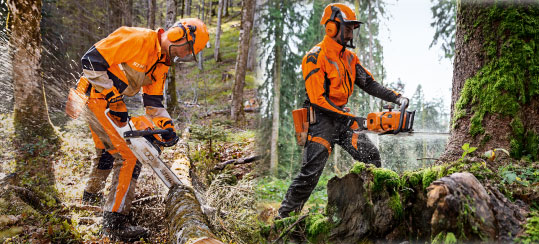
[452,2,539,160]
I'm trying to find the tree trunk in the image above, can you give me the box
[442,0,539,161]
[165,144,223,244]
[186,0,192,16]
[223,0,228,17]
[148,0,156,29]
[207,0,213,26]
[109,0,123,30]
[9,0,55,143]
[165,0,178,116]
[246,0,259,71]
[367,0,375,112]
[269,0,283,175]
[179,0,184,17]
[124,0,133,26]
[230,0,255,121]
[214,0,224,62]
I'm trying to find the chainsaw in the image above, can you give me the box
[105,110,182,188]
[292,100,416,145]
[363,99,415,135]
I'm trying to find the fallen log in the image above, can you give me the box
[324,162,529,243]
[164,143,223,244]
[213,155,261,170]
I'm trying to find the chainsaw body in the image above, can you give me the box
[105,110,182,188]
[365,101,415,135]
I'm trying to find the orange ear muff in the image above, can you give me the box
[167,26,186,42]
[325,21,338,37]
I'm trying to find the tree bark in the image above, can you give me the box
[223,0,228,17]
[442,0,539,161]
[148,0,157,29]
[186,0,192,16]
[325,165,528,243]
[165,144,223,244]
[230,0,255,121]
[165,0,178,116]
[214,0,224,62]
[246,0,260,71]
[9,0,55,143]
[269,0,284,175]
[124,0,133,26]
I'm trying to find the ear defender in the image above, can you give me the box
[167,24,190,42]
[325,6,341,38]
[325,21,338,37]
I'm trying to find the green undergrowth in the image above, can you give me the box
[452,3,539,160]
[255,174,333,206]
[516,210,539,244]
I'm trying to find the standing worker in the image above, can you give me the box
[278,3,409,218]
[70,19,209,241]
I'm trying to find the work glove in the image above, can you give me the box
[396,96,409,107]
[155,118,179,146]
[106,92,128,128]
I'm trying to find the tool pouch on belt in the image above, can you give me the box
[292,108,309,146]
[65,77,90,119]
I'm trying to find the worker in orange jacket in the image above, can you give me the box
[278,4,409,218]
[74,18,209,241]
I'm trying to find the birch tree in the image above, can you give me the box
[214,0,224,62]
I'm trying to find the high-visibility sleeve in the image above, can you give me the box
[303,53,356,120]
[355,63,400,104]
[142,67,171,122]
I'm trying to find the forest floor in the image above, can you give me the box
[0,9,264,243]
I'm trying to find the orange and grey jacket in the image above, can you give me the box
[81,26,172,129]
[302,35,400,121]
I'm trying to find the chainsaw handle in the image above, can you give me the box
[123,129,170,138]
[393,99,409,135]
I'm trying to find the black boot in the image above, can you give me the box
[82,191,103,206]
[102,211,149,242]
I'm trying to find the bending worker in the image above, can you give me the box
[278,3,408,218]
[73,19,209,241]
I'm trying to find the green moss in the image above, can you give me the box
[305,214,333,242]
[370,167,400,193]
[422,166,445,190]
[451,3,539,160]
[432,231,457,244]
[389,193,403,220]
[350,162,367,174]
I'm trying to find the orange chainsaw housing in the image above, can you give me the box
[366,111,408,133]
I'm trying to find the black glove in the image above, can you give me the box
[162,128,177,141]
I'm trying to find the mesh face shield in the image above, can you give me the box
[168,40,197,63]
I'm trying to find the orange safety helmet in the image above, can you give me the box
[320,3,362,48]
[167,18,209,62]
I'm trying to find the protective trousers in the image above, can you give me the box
[84,96,142,215]
[278,108,381,217]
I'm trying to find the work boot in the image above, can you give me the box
[102,211,149,242]
[82,191,103,206]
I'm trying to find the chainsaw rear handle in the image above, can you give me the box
[123,129,179,147]
[393,98,409,134]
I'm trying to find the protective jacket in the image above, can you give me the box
[302,35,400,121]
[279,35,401,218]
[81,26,171,128]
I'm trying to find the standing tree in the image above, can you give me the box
[269,0,284,175]
[230,0,255,121]
[148,0,157,28]
[214,0,224,62]
[9,0,56,143]
[430,0,457,60]
[166,0,179,115]
[442,0,538,161]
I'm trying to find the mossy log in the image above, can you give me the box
[325,163,529,243]
[164,144,223,244]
